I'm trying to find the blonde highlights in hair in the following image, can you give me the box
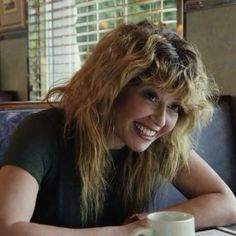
[46,21,218,224]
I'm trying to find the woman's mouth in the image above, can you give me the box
[134,122,157,138]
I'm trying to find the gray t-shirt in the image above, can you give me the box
[2,109,128,228]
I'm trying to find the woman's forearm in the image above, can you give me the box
[132,193,236,230]
[1,222,126,236]
[159,192,236,230]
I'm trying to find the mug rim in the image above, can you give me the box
[147,211,194,223]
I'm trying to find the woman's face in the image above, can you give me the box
[108,83,182,152]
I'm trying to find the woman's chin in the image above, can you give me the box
[127,142,152,153]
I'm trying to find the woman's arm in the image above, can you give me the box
[0,165,130,236]
[162,150,236,230]
[130,150,236,230]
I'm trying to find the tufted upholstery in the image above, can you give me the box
[0,102,50,163]
[0,110,36,161]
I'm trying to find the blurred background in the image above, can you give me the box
[0,0,235,103]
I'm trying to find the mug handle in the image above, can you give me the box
[130,226,154,236]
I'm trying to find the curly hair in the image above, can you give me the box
[45,20,219,224]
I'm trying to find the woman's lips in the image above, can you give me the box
[134,122,157,140]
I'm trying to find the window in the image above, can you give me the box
[28,0,180,100]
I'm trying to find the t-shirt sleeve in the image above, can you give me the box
[1,111,58,186]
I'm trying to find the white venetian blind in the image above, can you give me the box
[28,0,177,100]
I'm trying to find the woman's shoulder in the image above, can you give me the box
[7,108,66,146]
[24,108,65,129]
[31,107,64,120]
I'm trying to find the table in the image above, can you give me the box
[196,224,236,235]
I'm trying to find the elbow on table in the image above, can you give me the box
[222,190,236,225]
[229,197,236,223]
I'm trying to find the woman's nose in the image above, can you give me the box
[150,106,166,128]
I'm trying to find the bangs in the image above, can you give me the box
[141,59,210,117]
[155,72,192,113]
[131,70,193,114]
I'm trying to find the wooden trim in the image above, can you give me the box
[185,0,236,12]
[0,96,230,110]
[0,101,52,110]
[176,0,184,38]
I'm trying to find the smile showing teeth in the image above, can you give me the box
[134,122,156,137]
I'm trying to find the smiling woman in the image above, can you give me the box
[0,20,236,236]
[111,84,180,152]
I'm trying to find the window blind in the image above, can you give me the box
[28,0,178,101]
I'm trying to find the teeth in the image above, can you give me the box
[135,123,156,137]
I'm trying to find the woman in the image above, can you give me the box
[0,21,235,236]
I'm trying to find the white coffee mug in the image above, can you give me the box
[130,211,195,236]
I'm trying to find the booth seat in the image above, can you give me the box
[0,97,235,211]
[0,102,50,161]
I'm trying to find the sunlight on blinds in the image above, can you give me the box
[28,0,177,100]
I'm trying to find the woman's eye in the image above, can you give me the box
[142,90,159,103]
[169,103,183,113]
